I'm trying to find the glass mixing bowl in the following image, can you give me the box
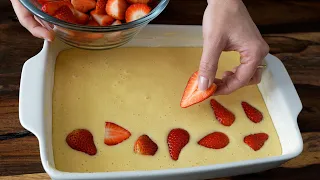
[19,0,169,49]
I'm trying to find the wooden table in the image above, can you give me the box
[0,0,319,179]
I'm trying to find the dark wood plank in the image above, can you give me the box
[151,0,320,33]
[0,136,43,176]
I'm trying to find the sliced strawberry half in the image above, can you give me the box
[41,1,72,16]
[66,129,97,155]
[96,0,108,14]
[210,99,235,126]
[167,128,190,161]
[106,0,128,20]
[111,20,122,25]
[54,5,78,24]
[244,133,269,151]
[134,134,158,156]
[71,0,96,13]
[126,0,151,4]
[87,18,100,26]
[198,132,229,149]
[70,8,89,24]
[125,3,151,23]
[91,10,115,26]
[104,122,131,146]
[180,71,217,108]
[241,101,263,123]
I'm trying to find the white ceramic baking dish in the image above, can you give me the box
[19,25,303,180]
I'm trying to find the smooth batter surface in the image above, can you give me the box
[52,48,282,172]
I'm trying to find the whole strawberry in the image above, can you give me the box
[167,128,190,161]
[66,129,97,155]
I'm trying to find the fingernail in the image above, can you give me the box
[199,76,209,91]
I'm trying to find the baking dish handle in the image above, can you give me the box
[19,52,46,138]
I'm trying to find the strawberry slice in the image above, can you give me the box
[54,5,78,24]
[180,71,217,108]
[198,132,229,149]
[70,8,89,24]
[167,128,190,161]
[125,3,151,23]
[87,18,100,26]
[71,0,96,13]
[241,102,263,123]
[134,134,158,156]
[41,1,72,16]
[90,10,115,26]
[104,122,131,146]
[96,0,108,14]
[244,133,269,151]
[210,99,235,126]
[106,0,128,20]
[126,0,150,4]
[66,129,97,155]
[111,20,122,25]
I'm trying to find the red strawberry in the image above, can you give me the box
[70,8,89,24]
[104,122,131,146]
[66,129,97,155]
[210,99,235,126]
[111,20,122,25]
[244,133,269,151]
[54,6,78,24]
[87,18,100,26]
[198,132,229,149]
[95,0,108,14]
[180,71,217,108]
[241,102,263,123]
[106,0,128,20]
[126,0,150,4]
[167,128,190,161]
[90,10,115,26]
[125,3,151,23]
[41,1,72,16]
[134,134,158,156]
[71,0,96,13]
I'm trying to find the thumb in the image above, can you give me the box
[198,37,224,91]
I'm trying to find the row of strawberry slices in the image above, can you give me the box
[66,122,269,160]
[38,0,156,26]
[180,71,264,126]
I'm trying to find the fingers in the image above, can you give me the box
[198,35,224,91]
[215,43,268,95]
[11,0,54,41]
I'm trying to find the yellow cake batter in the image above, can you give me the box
[52,48,282,172]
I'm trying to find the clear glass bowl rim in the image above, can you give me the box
[19,0,170,32]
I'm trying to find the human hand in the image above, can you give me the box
[198,0,269,95]
[10,0,54,41]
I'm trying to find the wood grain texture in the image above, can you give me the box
[1,0,320,179]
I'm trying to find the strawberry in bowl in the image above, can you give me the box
[20,0,169,49]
